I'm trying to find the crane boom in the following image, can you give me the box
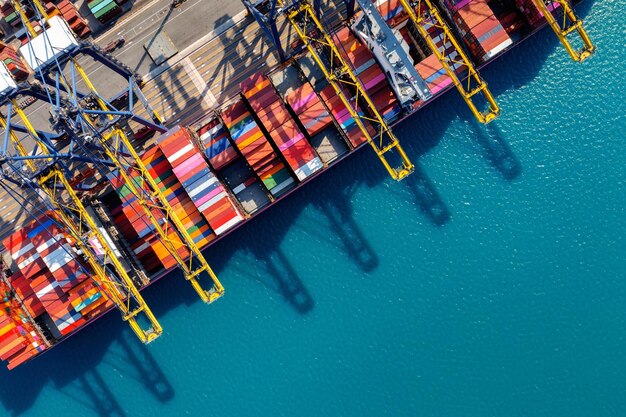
[0,104,162,343]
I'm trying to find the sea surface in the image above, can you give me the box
[1,2,624,416]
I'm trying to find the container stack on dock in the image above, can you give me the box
[87,0,123,24]
[1,1,21,29]
[439,0,513,62]
[156,127,244,236]
[49,0,92,38]
[0,41,29,80]
[241,73,324,182]
[222,100,295,197]
[1,216,110,353]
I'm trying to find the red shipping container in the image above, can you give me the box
[454,0,494,31]
[7,346,38,370]
[258,107,290,132]
[220,101,248,126]
[242,139,275,162]
[240,72,271,96]
[256,95,288,118]
[250,153,279,174]
[0,340,27,361]
[281,141,317,167]
[246,89,279,114]
[297,107,333,137]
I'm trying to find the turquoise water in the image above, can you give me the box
[2,2,624,416]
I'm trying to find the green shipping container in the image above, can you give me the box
[92,0,114,15]
[87,0,108,10]
[95,3,120,20]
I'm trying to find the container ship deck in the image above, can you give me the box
[0,0,593,369]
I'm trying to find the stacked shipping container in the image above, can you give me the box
[221,100,295,197]
[440,0,513,62]
[142,145,217,247]
[0,278,47,369]
[194,119,271,214]
[108,172,191,271]
[52,0,92,38]
[241,73,323,181]
[87,0,122,23]
[0,41,29,80]
[285,81,333,139]
[318,85,374,148]
[1,216,109,347]
[157,127,244,236]
[1,1,21,28]
[196,119,238,170]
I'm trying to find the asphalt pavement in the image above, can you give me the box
[84,0,246,89]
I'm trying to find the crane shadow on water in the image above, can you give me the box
[0,312,174,417]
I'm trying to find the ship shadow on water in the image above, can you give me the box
[0,314,174,417]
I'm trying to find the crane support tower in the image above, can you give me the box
[247,0,415,181]
[351,0,432,109]
[396,0,500,123]
[15,10,225,303]
[531,0,595,62]
[0,79,162,344]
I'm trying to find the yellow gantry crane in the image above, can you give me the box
[283,1,414,181]
[18,0,225,303]
[0,105,162,343]
[531,0,595,62]
[397,0,500,123]
[65,65,225,303]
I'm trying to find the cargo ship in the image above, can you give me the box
[0,0,594,369]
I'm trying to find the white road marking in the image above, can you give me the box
[181,57,217,107]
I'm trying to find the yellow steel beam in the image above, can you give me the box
[531,0,595,62]
[284,2,414,180]
[8,0,36,37]
[72,61,224,303]
[0,105,162,343]
[103,129,225,303]
[38,170,162,342]
[30,0,49,20]
[399,0,500,123]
